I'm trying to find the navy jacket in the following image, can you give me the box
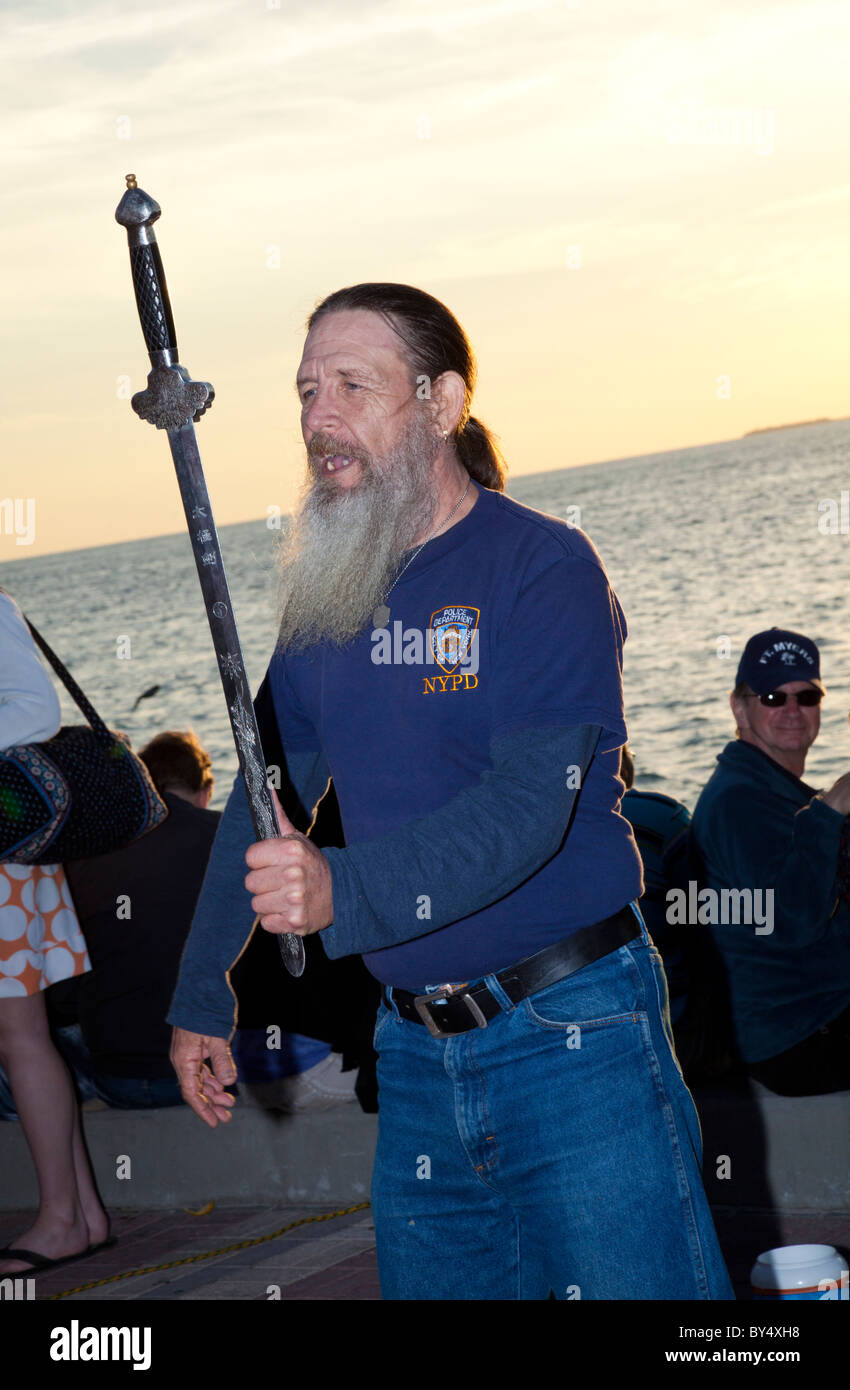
[690,739,850,1064]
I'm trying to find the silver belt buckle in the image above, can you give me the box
[412,982,489,1038]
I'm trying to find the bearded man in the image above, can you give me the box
[167,283,733,1301]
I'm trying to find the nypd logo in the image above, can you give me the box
[429,606,480,675]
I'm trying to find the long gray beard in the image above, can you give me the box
[275,409,443,651]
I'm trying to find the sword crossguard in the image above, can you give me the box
[132,365,215,430]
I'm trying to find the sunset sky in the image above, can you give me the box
[1,0,848,558]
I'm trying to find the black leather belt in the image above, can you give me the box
[383,903,641,1038]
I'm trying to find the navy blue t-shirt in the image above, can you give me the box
[269,480,642,986]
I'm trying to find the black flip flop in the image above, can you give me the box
[86,1236,118,1257]
[0,1236,117,1275]
[0,1245,92,1274]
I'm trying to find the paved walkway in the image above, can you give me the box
[0,1204,381,1301]
[2,1203,848,1300]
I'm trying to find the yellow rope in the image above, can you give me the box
[45,1201,372,1300]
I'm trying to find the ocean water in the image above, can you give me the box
[2,420,848,813]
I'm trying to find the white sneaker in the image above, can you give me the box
[238,1051,358,1114]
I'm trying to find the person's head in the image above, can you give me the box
[139,730,214,808]
[276,284,506,651]
[619,745,635,790]
[729,628,825,773]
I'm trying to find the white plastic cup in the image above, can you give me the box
[751,1245,848,1300]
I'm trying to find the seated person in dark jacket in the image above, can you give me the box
[619,747,690,1023]
[690,629,850,1096]
[57,730,222,1108]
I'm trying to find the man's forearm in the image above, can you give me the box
[319,724,600,959]
[167,750,330,1037]
[778,796,846,935]
[708,792,845,945]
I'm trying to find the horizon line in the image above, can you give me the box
[2,416,847,566]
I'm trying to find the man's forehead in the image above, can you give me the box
[298,309,408,376]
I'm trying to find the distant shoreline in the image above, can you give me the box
[743,416,848,436]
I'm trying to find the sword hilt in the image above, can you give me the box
[115,174,179,366]
[115,176,213,430]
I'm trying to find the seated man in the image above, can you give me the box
[690,628,850,1095]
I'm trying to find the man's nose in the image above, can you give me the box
[302,384,343,437]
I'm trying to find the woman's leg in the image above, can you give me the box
[0,991,108,1274]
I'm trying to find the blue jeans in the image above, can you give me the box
[371,905,735,1300]
[87,1073,184,1108]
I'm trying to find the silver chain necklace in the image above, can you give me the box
[372,476,471,630]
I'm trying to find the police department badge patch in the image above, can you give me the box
[430,606,480,675]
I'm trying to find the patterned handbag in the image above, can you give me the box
[0,616,167,864]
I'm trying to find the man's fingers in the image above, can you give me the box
[176,1062,222,1128]
[245,837,306,870]
[208,1038,238,1086]
[259,911,308,935]
[183,1064,236,1126]
[170,1029,237,1128]
[246,863,305,895]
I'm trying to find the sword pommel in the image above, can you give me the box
[115,183,161,232]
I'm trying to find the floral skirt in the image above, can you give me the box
[0,863,91,998]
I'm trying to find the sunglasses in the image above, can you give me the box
[746,689,823,708]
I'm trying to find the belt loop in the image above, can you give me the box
[483,972,515,1012]
[628,899,650,944]
[383,985,403,1021]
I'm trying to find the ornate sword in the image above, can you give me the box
[114,174,305,978]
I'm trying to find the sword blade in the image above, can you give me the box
[166,422,305,978]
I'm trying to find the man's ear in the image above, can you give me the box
[729,689,747,734]
[429,371,466,436]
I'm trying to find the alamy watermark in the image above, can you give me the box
[371,621,480,676]
[818,491,849,534]
[0,497,36,546]
[666,882,774,934]
[668,102,775,156]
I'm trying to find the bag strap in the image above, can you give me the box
[23,616,113,744]
[0,585,112,744]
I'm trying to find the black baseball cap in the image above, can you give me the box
[735,628,824,696]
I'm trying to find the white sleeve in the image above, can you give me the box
[0,593,63,749]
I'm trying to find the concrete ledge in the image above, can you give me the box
[0,1102,377,1211]
[1,1082,846,1213]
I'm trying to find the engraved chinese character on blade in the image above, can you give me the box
[218,652,244,684]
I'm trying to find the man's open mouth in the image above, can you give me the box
[321,454,359,473]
